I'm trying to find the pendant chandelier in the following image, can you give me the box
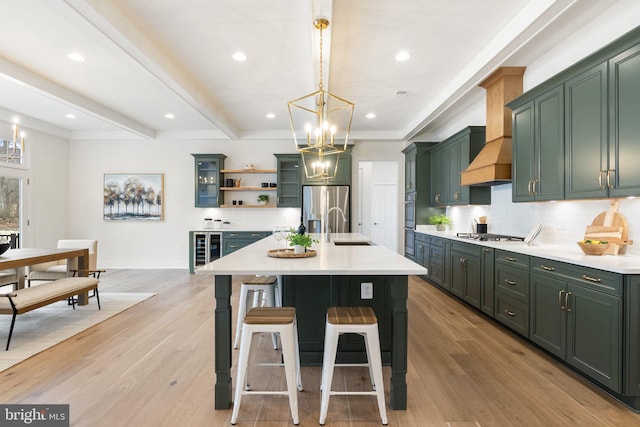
[0,120,26,162]
[287,17,354,179]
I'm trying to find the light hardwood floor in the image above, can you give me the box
[1,269,639,426]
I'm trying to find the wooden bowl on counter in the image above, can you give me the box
[577,241,610,255]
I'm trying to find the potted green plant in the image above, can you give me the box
[257,194,270,205]
[286,230,318,254]
[428,214,452,231]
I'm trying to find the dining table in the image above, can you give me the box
[196,233,427,411]
[0,247,91,304]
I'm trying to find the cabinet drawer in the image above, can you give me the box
[531,257,622,297]
[224,231,269,239]
[495,250,530,270]
[430,245,443,266]
[430,237,444,248]
[451,240,482,257]
[495,292,529,337]
[495,265,529,302]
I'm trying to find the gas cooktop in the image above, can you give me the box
[456,233,525,242]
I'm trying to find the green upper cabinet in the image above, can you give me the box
[402,142,439,223]
[564,63,608,199]
[192,154,226,207]
[430,126,490,207]
[301,147,352,186]
[275,154,302,207]
[608,43,640,198]
[509,27,640,202]
[430,146,447,206]
[511,85,564,202]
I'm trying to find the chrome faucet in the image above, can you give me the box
[324,206,347,241]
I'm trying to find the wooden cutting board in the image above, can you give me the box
[584,201,632,254]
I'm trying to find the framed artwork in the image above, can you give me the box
[103,173,164,221]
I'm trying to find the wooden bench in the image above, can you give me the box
[0,277,100,350]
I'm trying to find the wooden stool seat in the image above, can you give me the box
[242,276,277,285]
[244,307,295,324]
[328,306,377,325]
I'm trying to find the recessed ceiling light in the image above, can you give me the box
[67,52,85,62]
[232,51,247,62]
[366,113,376,119]
[65,114,76,119]
[395,51,410,61]
[266,113,275,119]
[164,113,175,119]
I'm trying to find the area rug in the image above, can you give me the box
[0,292,155,371]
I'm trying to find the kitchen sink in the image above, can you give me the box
[333,240,372,246]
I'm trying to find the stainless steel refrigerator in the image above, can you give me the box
[302,185,350,234]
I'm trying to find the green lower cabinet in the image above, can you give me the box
[530,259,622,393]
[566,283,621,392]
[429,238,445,288]
[625,275,640,398]
[414,233,429,278]
[222,231,269,256]
[449,242,481,309]
[530,273,567,357]
[480,247,495,317]
[494,250,530,336]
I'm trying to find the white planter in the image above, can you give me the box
[293,245,305,254]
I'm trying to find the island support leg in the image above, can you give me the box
[390,276,408,409]
[214,274,233,409]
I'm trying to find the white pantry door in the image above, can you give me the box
[371,183,398,251]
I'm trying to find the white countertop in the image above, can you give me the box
[416,230,640,274]
[196,233,428,276]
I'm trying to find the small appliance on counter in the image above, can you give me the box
[203,218,222,229]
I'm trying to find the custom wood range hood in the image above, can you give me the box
[460,67,526,186]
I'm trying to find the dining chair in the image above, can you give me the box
[27,239,104,286]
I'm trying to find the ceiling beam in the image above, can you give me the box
[64,0,238,139]
[0,56,155,139]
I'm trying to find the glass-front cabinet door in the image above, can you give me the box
[192,154,226,207]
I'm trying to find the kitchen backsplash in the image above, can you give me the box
[444,184,640,256]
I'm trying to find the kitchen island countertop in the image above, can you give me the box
[196,232,427,276]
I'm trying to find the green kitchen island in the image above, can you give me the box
[196,233,427,410]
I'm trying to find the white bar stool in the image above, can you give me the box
[230,307,303,425]
[319,306,388,426]
[234,276,280,350]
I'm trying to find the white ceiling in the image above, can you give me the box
[0,0,614,142]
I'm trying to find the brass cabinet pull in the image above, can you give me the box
[582,274,602,283]
[527,179,533,194]
[483,248,491,253]
[607,169,615,189]
[540,264,554,271]
[504,309,516,317]
[565,292,572,312]
[505,279,517,286]
[532,179,538,195]
[598,170,604,189]
[433,253,440,258]
[454,191,460,200]
[435,194,440,203]
[558,290,565,310]
[505,256,517,262]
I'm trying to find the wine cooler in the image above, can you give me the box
[190,232,222,273]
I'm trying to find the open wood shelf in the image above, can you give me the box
[220,187,276,191]
[221,169,277,174]
[220,204,274,208]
